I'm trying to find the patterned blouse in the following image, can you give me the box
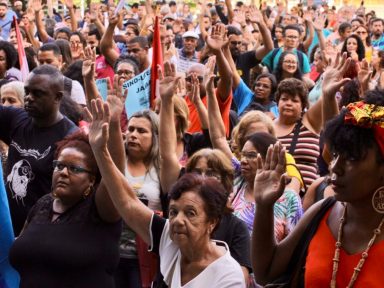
[231,157,303,242]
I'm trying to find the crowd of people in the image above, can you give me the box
[1,0,384,287]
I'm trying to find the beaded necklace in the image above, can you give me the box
[330,204,384,288]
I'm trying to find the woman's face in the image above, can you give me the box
[313,51,325,73]
[70,35,84,58]
[355,27,368,42]
[330,148,384,203]
[254,77,272,103]
[124,27,136,43]
[346,37,358,53]
[240,140,258,180]
[282,54,298,75]
[191,157,221,181]
[278,93,303,120]
[116,62,135,87]
[275,28,283,40]
[0,50,7,75]
[125,117,153,159]
[1,89,23,108]
[52,147,95,204]
[169,191,214,248]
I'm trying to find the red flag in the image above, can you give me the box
[150,16,163,109]
[13,16,29,81]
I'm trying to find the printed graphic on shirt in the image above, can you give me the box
[6,159,35,203]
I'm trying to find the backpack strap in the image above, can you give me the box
[296,50,304,72]
[288,117,302,155]
[268,48,280,72]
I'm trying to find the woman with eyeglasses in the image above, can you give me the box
[353,25,373,63]
[69,32,86,61]
[273,51,314,90]
[9,110,124,287]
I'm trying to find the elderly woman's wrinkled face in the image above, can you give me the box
[1,88,23,108]
[169,191,215,246]
[116,62,135,87]
[52,147,95,204]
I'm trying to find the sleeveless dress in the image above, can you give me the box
[278,123,320,188]
[305,209,384,287]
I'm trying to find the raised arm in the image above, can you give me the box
[159,62,182,194]
[305,52,351,133]
[205,23,233,101]
[223,35,241,89]
[190,74,209,129]
[24,9,40,49]
[206,56,233,160]
[82,46,99,109]
[313,14,327,52]
[88,99,153,242]
[251,143,323,284]
[302,11,315,53]
[64,0,77,32]
[248,6,274,61]
[90,9,106,36]
[225,0,234,24]
[32,0,49,43]
[100,14,120,67]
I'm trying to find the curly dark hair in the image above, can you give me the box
[273,51,303,83]
[55,131,101,183]
[275,78,309,110]
[0,40,18,70]
[341,34,365,61]
[113,54,140,75]
[338,79,361,109]
[168,173,227,236]
[324,93,384,163]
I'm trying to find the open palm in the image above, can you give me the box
[254,143,287,206]
[86,99,111,151]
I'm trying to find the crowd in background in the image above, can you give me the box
[1,0,384,287]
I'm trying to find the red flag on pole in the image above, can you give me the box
[13,16,29,81]
[150,16,163,109]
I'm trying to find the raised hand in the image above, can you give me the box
[31,0,42,13]
[322,52,352,99]
[233,10,246,26]
[313,13,326,31]
[357,58,372,94]
[64,0,74,9]
[159,62,181,101]
[108,75,126,123]
[82,46,96,79]
[190,74,201,106]
[203,55,216,88]
[86,99,111,151]
[247,6,263,24]
[254,143,287,206]
[206,23,226,54]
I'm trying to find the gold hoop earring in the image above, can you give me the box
[83,185,93,199]
[372,186,384,214]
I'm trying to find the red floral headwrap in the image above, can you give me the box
[344,101,384,158]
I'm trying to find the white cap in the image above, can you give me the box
[182,31,199,39]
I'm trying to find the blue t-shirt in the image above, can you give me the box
[262,47,311,74]
[0,10,16,40]
[372,34,384,51]
[233,79,279,117]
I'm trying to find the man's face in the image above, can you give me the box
[340,27,352,39]
[127,42,147,65]
[87,34,99,49]
[372,21,384,37]
[24,74,60,119]
[37,50,62,69]
[229,34,243,56]
[284,29,300,49]
[164,29,174,46]
[203,16,211,31]
[14,2,22,11]
[170,4,176,13]
[182,37,198,54]
[0,6,7,18]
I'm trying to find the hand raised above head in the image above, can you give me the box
[82,46,96,79]
[159,62,181,102]
[85,99,111,151]
[254,142,287,207]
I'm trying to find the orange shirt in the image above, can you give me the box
[185,89,232,137]
[305,208,384,287]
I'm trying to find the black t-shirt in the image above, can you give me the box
[9,194,122,288]
[0,106,78,235]
[234,50,260,87]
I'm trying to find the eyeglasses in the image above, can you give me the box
[191,169,221,181]
[117,70,134,76]
[53,160,93,175]
[283,60,297,64]
[255,83,271,89]
[240,151,258,160]
[285,35,299,39]
[230,41,242,46]
[356,31,367,35]
[185,76,204,82]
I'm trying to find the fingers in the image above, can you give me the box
[264,145,273,170]
[157,64,164,81]
[83,107,93,122]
